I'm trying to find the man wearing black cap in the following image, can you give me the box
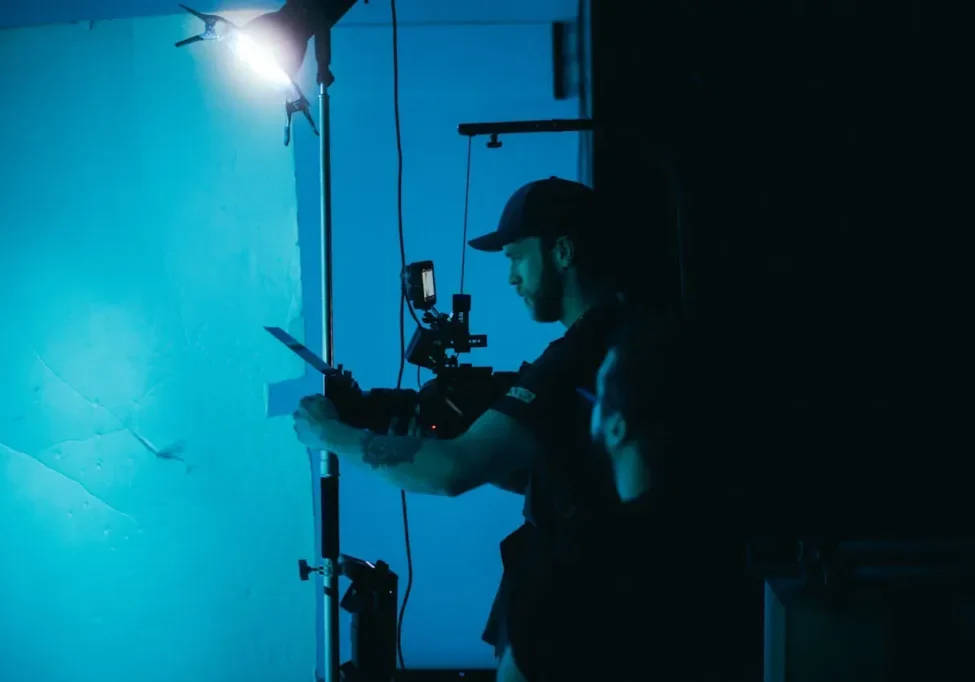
[467,176,618,326]
[497,321,760,681]
[292,177,627,656]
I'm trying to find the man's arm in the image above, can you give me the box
[316,408,540,497]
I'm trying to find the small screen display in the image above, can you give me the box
[422,268,435,300]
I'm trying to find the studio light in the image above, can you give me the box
[228,30,294,88]
[231,4,313,87]
[175,2,356,144]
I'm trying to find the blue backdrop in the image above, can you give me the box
[0,7,581,680]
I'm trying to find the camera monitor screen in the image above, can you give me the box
[421,266,435,302]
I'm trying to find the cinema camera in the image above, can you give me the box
[268,261,516,440]
[314,260,519,440]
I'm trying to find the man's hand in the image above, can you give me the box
[291,397,538,497]
[293,394,341,450]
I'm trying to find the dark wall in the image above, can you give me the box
[590,1,961,528]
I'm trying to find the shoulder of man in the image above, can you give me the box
[559,301,633,369]
[503,302,636,402]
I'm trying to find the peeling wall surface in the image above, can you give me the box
[0,12,316,682]
[0,9,580,680]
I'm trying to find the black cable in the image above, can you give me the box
[459,136,473,294]
[388,0,414,671]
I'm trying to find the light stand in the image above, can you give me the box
[314,27,342,682]
[175,4,360,682]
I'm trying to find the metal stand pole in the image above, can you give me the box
[316,27,341,682]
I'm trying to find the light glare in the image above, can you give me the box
[229,31,292,88]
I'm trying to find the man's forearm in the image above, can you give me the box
[319,419,463,496]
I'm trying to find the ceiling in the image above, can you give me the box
[0,0,578,30]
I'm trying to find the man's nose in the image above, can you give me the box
[508,268,520,286]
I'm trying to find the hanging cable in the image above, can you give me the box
[459,136,473,294]
[388,0,415,671]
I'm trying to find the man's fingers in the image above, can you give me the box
[300,394,339,421]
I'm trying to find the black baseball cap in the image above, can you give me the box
[468,176,596,252]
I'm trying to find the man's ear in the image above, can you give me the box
[605,411,628,450]
[551,235,576,271]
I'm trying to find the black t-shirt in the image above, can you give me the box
[481,303,627,653]
[491,303,626,532]
[506,492,758,681]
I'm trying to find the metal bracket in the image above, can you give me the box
[457,118,595,149]
[174,4,235,47]
[285,89,319,146]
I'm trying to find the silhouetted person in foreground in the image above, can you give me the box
[498,321,761,681]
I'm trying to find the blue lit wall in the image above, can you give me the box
[0,10,580,681]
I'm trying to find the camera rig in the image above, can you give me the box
[278,260,517,441]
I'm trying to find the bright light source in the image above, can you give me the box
[228,30,293,89]
[174,4,329,143]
